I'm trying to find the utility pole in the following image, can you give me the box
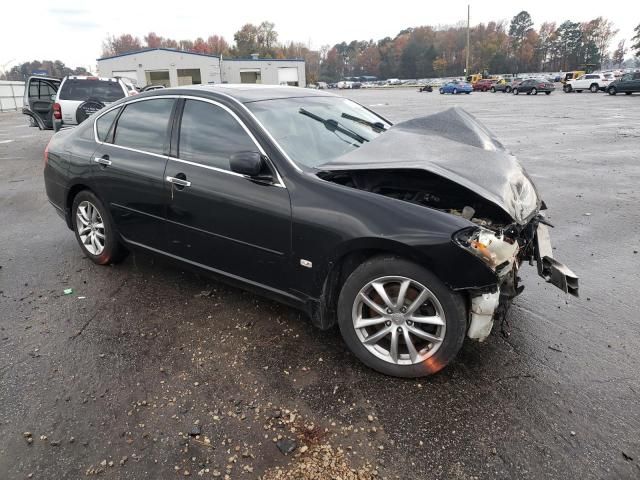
[465,5,470,78]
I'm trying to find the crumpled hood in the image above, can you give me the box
[319,107,541,224]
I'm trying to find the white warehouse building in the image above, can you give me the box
[96,48,306,88]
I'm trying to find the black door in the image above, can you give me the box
[164,98,292,291]
[26,77,60,128]
[91,98,176,250]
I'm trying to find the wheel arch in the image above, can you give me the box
[309,236,495,330]
[311,241,421,330]
[65,183,95,229]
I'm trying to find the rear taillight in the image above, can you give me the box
[53,103,62,120]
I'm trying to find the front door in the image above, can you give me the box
[164,98,292,291]
[25,77,60,128]
[91,97,176,250]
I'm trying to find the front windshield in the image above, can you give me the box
[246,96,391,168]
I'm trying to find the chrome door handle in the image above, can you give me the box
[94,157,112,166]
[166,176,191,187]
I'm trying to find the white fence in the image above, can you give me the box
[0,81,25,112]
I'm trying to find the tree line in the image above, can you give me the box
[2,15,639,83]
[322,13,639,81]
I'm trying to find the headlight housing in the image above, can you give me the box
[454,227,519,275]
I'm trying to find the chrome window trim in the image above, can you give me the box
[92,94,286,188]
[206,89,304,174]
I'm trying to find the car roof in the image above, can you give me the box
[180,84,335,103]
[63,76,122,82]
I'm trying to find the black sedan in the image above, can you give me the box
[512,79,555,95]
[43,85,578,377]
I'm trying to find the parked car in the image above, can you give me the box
[43,86,578,378]
[53,76,136,131]
[564,73,611,93]
[472,79,496,92]
[607,72,640,95]
[22,76,61,130]
[439,81,473,94]
[491,78,522,93]
[512,79,555,95]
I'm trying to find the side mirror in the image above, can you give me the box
[229,151,265,177]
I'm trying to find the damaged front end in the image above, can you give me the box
[319,107,579,341]
[454,215,578,341]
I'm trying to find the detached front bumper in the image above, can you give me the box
[534,223,579,297]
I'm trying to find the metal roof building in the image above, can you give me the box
[96,48,305,88]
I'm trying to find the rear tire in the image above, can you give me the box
[590,84,598,93]
[513,88,519,95]
[337,255,467,378]
[563,84,572,93]
[439,88,444,94]
[453,88,458,94]
[490,87,496,93]
[625,92,632,95]
[71,190,127,265]
[506,86,512,93]
[545,91,551,95]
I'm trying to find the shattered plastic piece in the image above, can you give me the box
[468,291,500,341]
[63,288,73,295]
[276,438,297,455]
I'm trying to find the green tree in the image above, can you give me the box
[612,40,626,67]
[509,11,534,71]
[233,24,259,56]
[632,24,640,57]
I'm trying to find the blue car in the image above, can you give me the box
[439,81,473,94]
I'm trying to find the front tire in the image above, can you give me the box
[513,88,519,95]
[506,86,512,93]
[490,86,496,93]
[72,190,127,265]
[453,88,458,94]
[337,255,467,378]
[439,88,444,94]
[531,88,538,95]
[608,86,617,95]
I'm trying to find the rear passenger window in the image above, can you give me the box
[113,99,174,155]
[96,108,120,142]
[178,100,257,171]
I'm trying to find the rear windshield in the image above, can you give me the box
[59,79,125,102]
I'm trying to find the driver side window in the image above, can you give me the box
[178,100,259,172]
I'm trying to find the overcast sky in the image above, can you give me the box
[1,0,638,70]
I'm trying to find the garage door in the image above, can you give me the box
[277,67,299,86]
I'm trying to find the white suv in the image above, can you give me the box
[53,76,136,131]
[564,73,612,93]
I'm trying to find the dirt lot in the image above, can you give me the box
[1,88,639,479]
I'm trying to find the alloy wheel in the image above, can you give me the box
[76,201,106,255]
[352,276,446,365]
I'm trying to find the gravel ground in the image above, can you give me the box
[1,88,639,479]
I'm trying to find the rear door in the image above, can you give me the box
[164,98,292,291]
[91,97,176,250]
[24,76,60,128]
[633,73,640,92]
